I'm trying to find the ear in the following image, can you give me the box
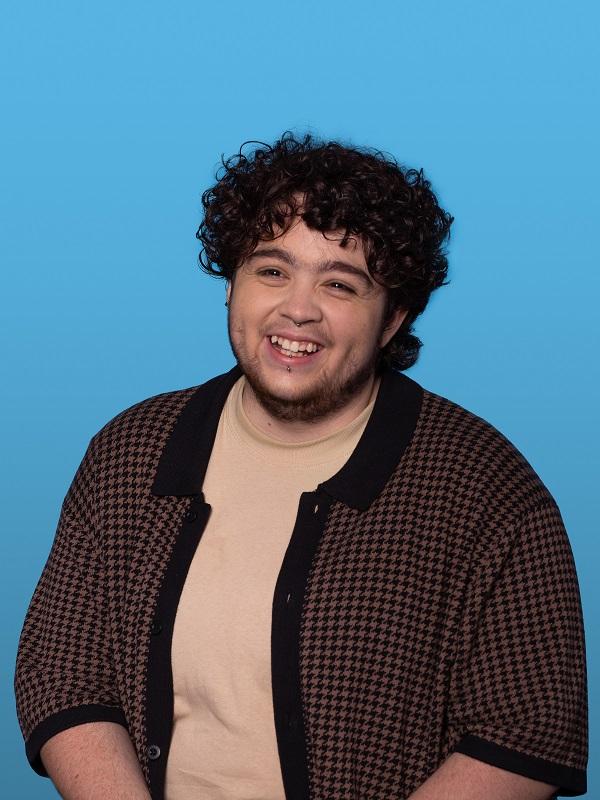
[379,307,409,349]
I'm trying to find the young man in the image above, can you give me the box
[15,133,587,800]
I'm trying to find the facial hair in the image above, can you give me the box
[227,314,384,424]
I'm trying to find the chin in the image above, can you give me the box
[250,372,324,408]
[245,364,375,424]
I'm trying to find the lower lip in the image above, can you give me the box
[264,337,323,368]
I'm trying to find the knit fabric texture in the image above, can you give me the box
[14,369,588,799]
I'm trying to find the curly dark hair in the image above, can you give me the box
[197,131,453,371]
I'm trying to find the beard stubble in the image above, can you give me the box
[227,317,383,424]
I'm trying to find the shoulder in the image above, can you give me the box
[91,385,197,450]
[412,384,558,519]
[87,370,233,464]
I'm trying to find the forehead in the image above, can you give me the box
[250,217,368,267]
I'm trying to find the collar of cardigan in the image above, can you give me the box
[151,364,423,511]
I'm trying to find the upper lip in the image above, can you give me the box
[267,331,324,347]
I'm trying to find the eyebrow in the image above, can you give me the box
[247,246,375,291]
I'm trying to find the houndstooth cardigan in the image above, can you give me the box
[15,365,588,799]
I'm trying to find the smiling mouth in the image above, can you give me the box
[268,335,322,358]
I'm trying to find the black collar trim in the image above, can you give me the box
[152,365,423,511]
[151,366,243,497]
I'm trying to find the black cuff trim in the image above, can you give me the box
[453,734,587,796]
[25,704,128,777]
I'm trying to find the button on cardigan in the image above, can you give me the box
[14,365,588,799]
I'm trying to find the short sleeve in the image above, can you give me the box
[14,439,127,776]
[448,500,588,797]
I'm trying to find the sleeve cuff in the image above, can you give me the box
[25,704,128,776]
[453,734,587,797]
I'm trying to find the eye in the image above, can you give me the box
[258,268,284,278]
[329,281,355,294]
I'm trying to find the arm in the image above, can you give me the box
[41,722,151,800]
[15,440,131,778]
[406,752,558,800]
[437,500,587,797]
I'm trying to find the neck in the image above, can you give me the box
[241,374,381,443]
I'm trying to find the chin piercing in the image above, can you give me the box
[286,366,291,372]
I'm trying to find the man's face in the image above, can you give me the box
[227,217,407,422]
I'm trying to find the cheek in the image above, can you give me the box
[336,312,379,346]
[237,291,277,322]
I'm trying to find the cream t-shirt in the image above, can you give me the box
[165,376,378,800]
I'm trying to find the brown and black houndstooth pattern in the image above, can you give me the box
[14,369,587,798]
[15,386,197,784]
[299,389,587,797]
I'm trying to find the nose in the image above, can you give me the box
[277,277,323,326]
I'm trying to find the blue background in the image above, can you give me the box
[1,1,598,796]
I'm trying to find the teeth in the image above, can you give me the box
[269,335,320,354]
